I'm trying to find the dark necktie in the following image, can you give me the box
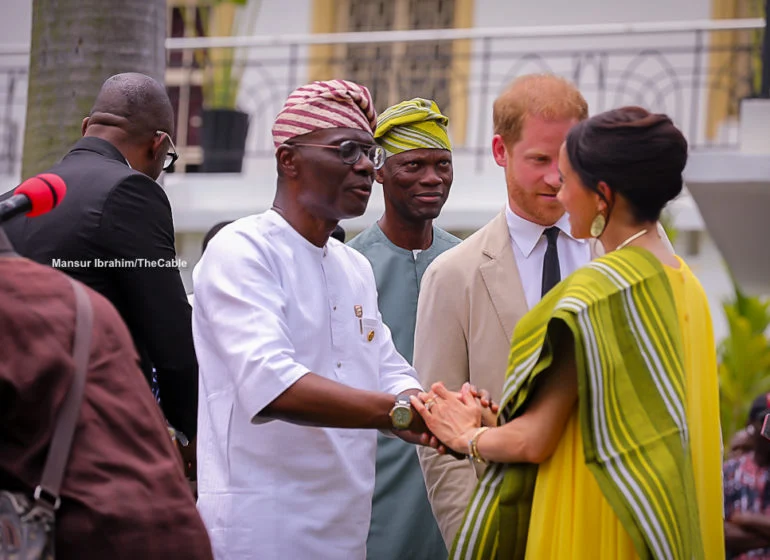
[541,226,561,297]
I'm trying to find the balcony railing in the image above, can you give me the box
[0,18,765,177]
[0,41,26,177]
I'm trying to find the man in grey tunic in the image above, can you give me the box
[348,98,458,560]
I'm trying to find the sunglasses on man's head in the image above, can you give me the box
[284,140,385,170]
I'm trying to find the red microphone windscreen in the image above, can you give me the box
[14,173,67,217]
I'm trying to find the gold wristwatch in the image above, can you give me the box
[389,395,413,430]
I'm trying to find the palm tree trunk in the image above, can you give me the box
[22,0,166,179]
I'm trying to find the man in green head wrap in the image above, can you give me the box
[349,98,459,560]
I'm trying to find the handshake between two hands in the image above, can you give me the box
[395,382,499,459]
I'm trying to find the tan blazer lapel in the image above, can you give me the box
[479,211,528,341]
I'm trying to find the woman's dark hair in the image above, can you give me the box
[202,221,233,253]
[565,106,688,223]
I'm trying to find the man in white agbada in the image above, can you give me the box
[192,80,438,560]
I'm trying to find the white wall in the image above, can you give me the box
[0,1,32,45]
[236,0,315,162]
[474,0,709,27]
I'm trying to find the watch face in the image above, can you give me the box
[392,406,412,429]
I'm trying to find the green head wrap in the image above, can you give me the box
[374,98,451,157]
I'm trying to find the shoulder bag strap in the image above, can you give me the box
[34,278,93,510]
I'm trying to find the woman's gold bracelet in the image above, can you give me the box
[468,426,490,464]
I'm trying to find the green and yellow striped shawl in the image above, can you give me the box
[451,247,703,560]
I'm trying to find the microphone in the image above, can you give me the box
[0,174,67,224]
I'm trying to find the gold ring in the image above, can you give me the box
[424,398,436,411]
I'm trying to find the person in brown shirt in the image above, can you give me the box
[0,229,212,559]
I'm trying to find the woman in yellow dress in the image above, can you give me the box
[412,106,724,560]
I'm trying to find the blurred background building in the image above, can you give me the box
[1,0,768,341]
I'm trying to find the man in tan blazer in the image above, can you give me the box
[415,75,675,548]
[414,74,593,547]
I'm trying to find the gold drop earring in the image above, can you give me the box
[590,213,606,238]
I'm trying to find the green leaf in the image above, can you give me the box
[718,284,770,452]
[196,0,248,110]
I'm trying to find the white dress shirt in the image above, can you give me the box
[505,205,592,310]
[193,210,421,560]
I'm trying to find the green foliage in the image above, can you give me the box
[204,49,240,109]
[718,283,770,447]
[748,0,767,96]
[198,0,249,110]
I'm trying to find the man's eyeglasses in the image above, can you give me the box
[156,130,179,171]
[285,140,385,170]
